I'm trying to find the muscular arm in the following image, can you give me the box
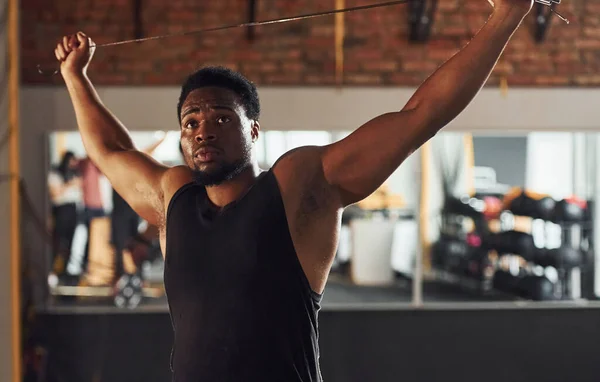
[64,74,168,225]
[321,3,531,206]
[53,31,192,225]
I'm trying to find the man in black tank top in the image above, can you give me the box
[55,6,533,379]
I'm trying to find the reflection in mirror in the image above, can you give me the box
[45,130,421,309]
[424,132,596,303]
[46,131,182,308]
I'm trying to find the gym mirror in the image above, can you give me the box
[421,131,597,305]
[45,129,599,310]
[44,130,421,310]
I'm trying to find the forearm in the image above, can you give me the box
[405,6,527,131]
[64,74,136,159]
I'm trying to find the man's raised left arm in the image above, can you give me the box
[320,0,533,206]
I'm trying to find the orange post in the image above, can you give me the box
[8,0,22,380]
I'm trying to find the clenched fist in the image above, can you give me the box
[54,31,96,78]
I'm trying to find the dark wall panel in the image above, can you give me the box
[38,308,600,382]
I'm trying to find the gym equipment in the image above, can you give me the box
[431,236,469,271]
[532,196,556,220]
[435,194,494,288]
[482,196,503,219]
[535,247,584,269]
[488,189,592,300]
[552,198,586,223]
[463,248,491,280]
[507,191,556,220]
[492,270,520,294]
[443,196,482,220]
[517,275,555,301]
[483,230,536,260]
[492,270,554,300]
[431,236,489,280]
[114,273,144,309]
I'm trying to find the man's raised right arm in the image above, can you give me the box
[57,32,185,225]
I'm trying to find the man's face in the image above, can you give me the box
[179,87,259,186]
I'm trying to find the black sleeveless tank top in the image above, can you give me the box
[163,169,323,382]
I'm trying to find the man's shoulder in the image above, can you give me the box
[272,146,341,214]
[272,146,324,175]
[162,165,194,195]
[161,165,194,202]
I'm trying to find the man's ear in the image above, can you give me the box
[251,121,260,142]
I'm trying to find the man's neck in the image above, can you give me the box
[205,164,261,207]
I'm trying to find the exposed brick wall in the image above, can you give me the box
[21,0,594,86]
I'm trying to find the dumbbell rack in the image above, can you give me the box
[431,196,496,295]
[554,217,591,300]
[432,192,593,302]
[494,196,591,301]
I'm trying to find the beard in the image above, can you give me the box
[187,140,253,187]
[192,158,251,186]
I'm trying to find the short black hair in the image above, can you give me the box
[177,66,260,124]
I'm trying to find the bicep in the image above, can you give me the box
[99,150,169,226]
[322,109,433,206]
